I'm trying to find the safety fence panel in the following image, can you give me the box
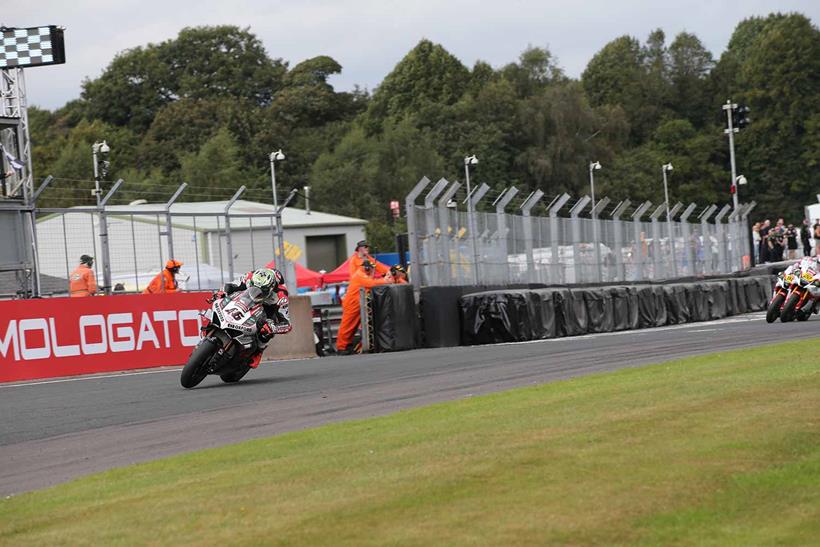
[408,201,753,287]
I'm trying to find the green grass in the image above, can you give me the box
[2,339,820,546]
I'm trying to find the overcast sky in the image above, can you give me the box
[6,0,819,110]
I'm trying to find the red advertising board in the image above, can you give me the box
[0,292,210,383]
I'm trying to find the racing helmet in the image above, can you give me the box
[249,268,279,296]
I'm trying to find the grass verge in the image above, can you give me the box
[1,339,819,545]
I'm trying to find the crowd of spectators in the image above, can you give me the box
[753,218,820,264]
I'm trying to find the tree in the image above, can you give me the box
[179,127,247,198]
[81,26,286,132]
[667,32,714,126]
[363,40,470,131]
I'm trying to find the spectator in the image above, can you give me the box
[759,219,771,263]
[767,230,785,262]
[144,260,183,294]
[801,219,812,257]
[814,221,820,257]
[69,255,97,297]
[348,240,389,277]
[336,260,392,354]
[113,283,126,294]
[785,224,798,260]
[752,222,761,264]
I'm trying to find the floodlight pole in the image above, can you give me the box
[269,150,288,286]
[464,156,479,285]
[723,100,740,211]
[98,179,123,295]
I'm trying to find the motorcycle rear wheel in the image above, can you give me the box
[220,365,251,383]
[181,339,218,388]
[766,293,785,323]
[779,292,800,323]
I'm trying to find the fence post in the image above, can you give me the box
[28,175,53,297]
[224,186,246,281]
[547,193,571,284]
[466,182,490,282]
[405,176,431,291]
[423,178,449,287]
[590,196,610,283]
[520,190,545,284]
[714,204,731,274]
[98,179,123,295]
[649,204,665,279]
[667,202,683,278]
[493,186,519,285]
[610,199,631,282]
[679,203,697,276]
[727,206,742,271]
[164,183,187,262]
[631,201,653,281]
[568,196,591,283]
[437,181,462,286]
[741,201,757,267]
[698,205,718,275]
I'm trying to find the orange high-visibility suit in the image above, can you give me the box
[143,269,178,294]
[349,253,390,277]
[336,270,390,352]
[69,264,97,297]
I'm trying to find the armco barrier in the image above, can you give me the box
[0,293,209,383]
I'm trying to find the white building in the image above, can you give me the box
[35,200,367,290]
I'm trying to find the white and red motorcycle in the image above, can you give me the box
[180,286,268,388]
[779,257,820,322]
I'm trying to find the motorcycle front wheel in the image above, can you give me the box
[181,339,218,388]
[779,292,801,323]
[766,292,785,323]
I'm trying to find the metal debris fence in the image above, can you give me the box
[406,177,756,289]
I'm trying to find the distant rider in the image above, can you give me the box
[219,267,292,369]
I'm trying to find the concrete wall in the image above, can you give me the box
[262,295,316,361]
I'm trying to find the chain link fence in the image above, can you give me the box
[406,178,755,288]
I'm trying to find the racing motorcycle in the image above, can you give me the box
[766,261,800,323]
[779,258,820,323]
[180,286,268,388]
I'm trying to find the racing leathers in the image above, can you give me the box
[222,272,292,367]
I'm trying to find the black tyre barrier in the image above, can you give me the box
[437,275,776,348]
[531,289,558,339]
[371,284,419,352]
[555,289,588,337]
[459,290,541,345]
[663,284,690,325]
[584,289,614,333]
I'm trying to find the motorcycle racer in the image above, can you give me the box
[219,267,292,368]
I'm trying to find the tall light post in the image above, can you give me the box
[269,149,288,285]
[722,99,749,211]
[91,140,110,206]
[662,162,676,276]
[464,154,480,284]
[589,161,602,281]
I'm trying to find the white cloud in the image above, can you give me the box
[6,0,819,109]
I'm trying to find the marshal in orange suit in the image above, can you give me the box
[336,260,391,353]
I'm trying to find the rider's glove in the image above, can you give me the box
[259,322,275,342]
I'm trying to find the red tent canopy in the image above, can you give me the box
[322,257,353,284]
[265,260,324,289]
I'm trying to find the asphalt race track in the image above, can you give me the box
[1,312,818,496]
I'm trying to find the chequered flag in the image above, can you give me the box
[0,26,65,69]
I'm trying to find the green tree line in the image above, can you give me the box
[28,15,820,251]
